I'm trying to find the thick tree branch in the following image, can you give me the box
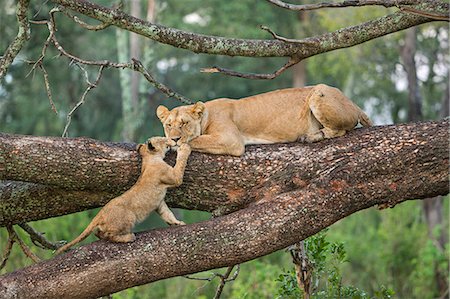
[0,0,31,81]
[0,121,447,298]
[49,0,448,58]
[0,120,448,227]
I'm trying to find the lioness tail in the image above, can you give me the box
[359,111,373,127]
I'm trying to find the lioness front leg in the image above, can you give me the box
[157,201,186,226]
[189,134,245,156]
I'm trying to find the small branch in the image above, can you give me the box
[18,223,63,250]
[184,265,240,299]
[265,0,419,11]
[200,57,301,80]
[58,6,111,31]
[400,6,450,21]
[131,59,193,104]
[0,0,31,80]
[62,64,105,137]
[260,25,316,44]
[40,64,58,114]
[1,225,41,271]
[0,227,15,271]
[213,265,240,299]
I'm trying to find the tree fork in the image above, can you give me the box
[0,120,448,298]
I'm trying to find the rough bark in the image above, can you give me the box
[0,120,448,299]
[48,0,448,58]
[1,120,449,227]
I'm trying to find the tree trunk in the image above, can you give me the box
[401,27,423,121]
[0,120,448,299]
[401,27,448,297]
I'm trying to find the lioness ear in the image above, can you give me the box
[190,101,205,119]
[156,105,170,122]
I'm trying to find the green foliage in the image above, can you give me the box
[275,230,395,299]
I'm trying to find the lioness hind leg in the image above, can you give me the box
[304,128,346,143]
[305,84,359,142]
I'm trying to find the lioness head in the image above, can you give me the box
[137,137,176,157]
[156,102,206,146]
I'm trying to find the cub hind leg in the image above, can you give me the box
[304,84,361,143]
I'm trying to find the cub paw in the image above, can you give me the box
[178,143,191,153]
[173,220,186,226]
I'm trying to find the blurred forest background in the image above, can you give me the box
[0,0,448,298]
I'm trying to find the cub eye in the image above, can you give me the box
[166,123,172,128]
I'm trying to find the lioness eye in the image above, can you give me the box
[167,123,172,128]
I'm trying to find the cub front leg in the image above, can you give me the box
[157,201,185,226]
[161,143,191,187]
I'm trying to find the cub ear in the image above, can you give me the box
[136,144,143,151]
[147,142,156,151]
[156,105,170,122]
[190,101,206,120]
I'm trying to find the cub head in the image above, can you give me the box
[137,137,176,157]
[156,102,206,146]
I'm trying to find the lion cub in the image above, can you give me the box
[55,137,191,254]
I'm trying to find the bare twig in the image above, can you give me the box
[26,7,194,135]
[265,0,419,11]
[14,231,41,263]
[40,64,58,114]
[0,0,31,80]
[184,265,240,299]
[0,227,15,271]
[213,265,240,299]
[18,223,63,250]
[201,57,301,80]
[62,64,105,137]
[400,6,450,21]
[260,25,315,44]
[131,59,193,104]
[1,226,41,271]
[58,6,111,31]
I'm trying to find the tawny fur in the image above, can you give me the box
[55,137,191,254]
[156,84,372,156]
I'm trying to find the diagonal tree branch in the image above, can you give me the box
[0,120,447,298]
[48,0,448,58]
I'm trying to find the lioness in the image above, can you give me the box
[157,84,372,156]
[55,137,191,254]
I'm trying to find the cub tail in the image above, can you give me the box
[55,216,99,255]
